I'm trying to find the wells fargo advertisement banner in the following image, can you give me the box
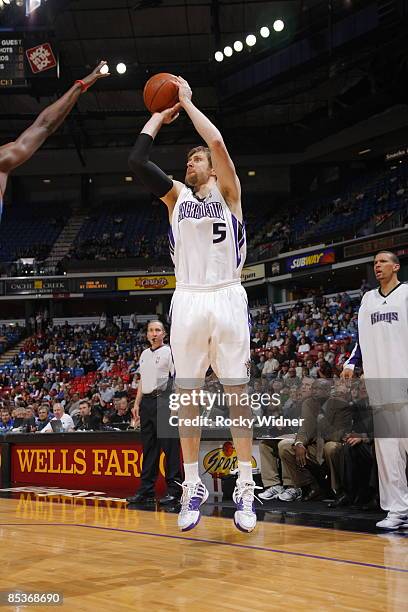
[11,443,166,494]
[117,276,176,291]
[10,441,262,495]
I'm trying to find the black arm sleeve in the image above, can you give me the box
[128,133,173,198]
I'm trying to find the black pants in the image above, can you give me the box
[342,441,378,502]
[138,394,181,497]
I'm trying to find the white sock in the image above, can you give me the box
[237,461,254,484]
[183,462,200,483]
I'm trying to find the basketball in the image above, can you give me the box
[143,73,179,113]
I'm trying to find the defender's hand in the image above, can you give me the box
[82,61,110,89]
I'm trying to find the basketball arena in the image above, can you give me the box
[0,0,408,609]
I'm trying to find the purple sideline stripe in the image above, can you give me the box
[1,522,408,574]
[231,213,241,268]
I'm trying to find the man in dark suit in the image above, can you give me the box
[278,379,353,501]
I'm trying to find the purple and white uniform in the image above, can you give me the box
[169,184,250,388]
[344,282,408,517]
[344,283,408,402]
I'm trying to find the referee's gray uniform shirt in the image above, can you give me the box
[139,345,174,394]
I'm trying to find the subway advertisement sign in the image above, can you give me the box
[286,248,335,272]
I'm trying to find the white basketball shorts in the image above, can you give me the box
[170,281,251,389]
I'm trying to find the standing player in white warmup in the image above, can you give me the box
[129,77,257,533]
[342,251,408,529]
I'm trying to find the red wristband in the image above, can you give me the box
[75,79,89,93]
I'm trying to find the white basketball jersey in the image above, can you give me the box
[168,184,246,288]
[355,283,408,379]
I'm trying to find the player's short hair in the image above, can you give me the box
[187,146,212,168]
[375,251,400,265]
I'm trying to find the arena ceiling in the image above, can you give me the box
[0,0,407,163]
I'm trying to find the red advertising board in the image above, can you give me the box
[11,442,167,495]
[26,43,57,74]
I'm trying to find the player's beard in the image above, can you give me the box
[185,171,198,187]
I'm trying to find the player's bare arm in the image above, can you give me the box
[128,104,183,219]
[176,76,242,220]
[0,61,110,186]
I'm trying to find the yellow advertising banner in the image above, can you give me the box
[241,263,265,283]
[117,275,176,291]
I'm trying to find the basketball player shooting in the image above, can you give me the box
[129,76,257,533]
[0,61,110,214]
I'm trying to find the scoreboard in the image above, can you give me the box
[0,36,58,89]
[0,38,26,88]
[74,278,116,293]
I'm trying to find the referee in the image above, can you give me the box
[127,320,181,505]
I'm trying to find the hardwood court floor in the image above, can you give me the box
[0,496,407,611]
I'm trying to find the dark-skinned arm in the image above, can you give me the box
[0,61,110,174]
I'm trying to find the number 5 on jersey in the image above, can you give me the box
[213,222,227,243]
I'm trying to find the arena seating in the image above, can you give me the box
[248,163,408,257]
[0,289,360,389]
[0,202,65,263]
[73,167,404,264]
[2,165,406,270]
[305,166,408,243]
[70,200,169,261]
[0,325,25,356]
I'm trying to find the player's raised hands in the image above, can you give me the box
[82,61,111,89]
[159,103,182,125]
[176,76,192,105]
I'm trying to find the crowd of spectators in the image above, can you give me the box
[248,216,293,256]
[0,291,360,425]
[249,290,358,376]
[235,291,377,509]
[0,291,381,510]
[198,290,377,509]
[0,320,146,434]
[255,375,377,509]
